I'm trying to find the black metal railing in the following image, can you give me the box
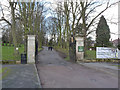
[35,39,38,63]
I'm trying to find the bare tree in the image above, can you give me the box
[53,0,119,57]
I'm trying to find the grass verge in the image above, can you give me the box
[111,65,120,67]
[0,67,11,80]
[38,47,43,52]
[54,47,70,61]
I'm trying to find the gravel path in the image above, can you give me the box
[36,46,118,88]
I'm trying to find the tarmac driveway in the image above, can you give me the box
[36,46,118,88]
[2,64,41,88]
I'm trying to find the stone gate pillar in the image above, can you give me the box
[75,37,84,62]
[27,35,35,64]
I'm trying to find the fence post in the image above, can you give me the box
[27,35,35,64]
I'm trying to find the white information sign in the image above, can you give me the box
[96,47,120,59]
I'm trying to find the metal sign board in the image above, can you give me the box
[96,47,120,59]
[78,46,84,52]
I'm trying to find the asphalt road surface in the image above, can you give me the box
[36,46,118,88]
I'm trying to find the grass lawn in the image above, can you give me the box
[2,46,24,61]
[85,50,96,59]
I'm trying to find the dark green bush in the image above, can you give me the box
[2,60,16,64]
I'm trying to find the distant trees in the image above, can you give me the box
[45,17,58,46]
[96,15,111,47]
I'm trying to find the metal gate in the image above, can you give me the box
[35,38,38,63]
[69,36,76,62]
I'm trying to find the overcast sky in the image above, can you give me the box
[102,2,118,41]
[0,0,119,40]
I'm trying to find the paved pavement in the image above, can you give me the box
[2,64,41,88]
[36,46,118,88]
[78,62,119,77]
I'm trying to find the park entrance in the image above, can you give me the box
[26,35,84,64]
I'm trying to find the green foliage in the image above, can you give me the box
[96,15,111,47]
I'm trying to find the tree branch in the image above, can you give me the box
[0,17,12,26]
[87,1,120,31]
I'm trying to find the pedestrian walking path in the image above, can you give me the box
[2,64,41,88]
[36,46,118,88]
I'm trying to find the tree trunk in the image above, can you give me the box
[81,2,87,58]
[10,2,18,55]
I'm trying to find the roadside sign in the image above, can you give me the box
[78,46,84,52]
[96,47,120,59]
